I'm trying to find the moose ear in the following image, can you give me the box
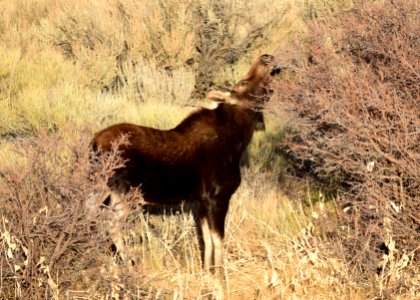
[207,90,231,102]
[206,90,239,106]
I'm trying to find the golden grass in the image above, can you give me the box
[0,115,366,299]
[0,0,374,298]
[0,0,310,137]
[0,48,195,136]
[95,171,365,299]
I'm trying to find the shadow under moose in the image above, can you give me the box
[91,54,282,272]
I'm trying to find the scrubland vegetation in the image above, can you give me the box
[0,0,418,299]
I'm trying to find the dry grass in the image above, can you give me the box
[124,182,362,299]
[0,119,366,299]
[0,0,388,299]
[0,0,312,137]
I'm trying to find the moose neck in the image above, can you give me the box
[216,103,259,152]
[174,103,258,151]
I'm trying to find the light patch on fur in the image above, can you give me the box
[107,192,131,263]
[197,98,221,110]
[207,90,231,101]
[226,97,239,105]
[211,230,223,268]
[206,90,240,105]
[85,191,107,215]
[201,217,213,271]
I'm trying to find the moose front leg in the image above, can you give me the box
[199,195,229,273]
[207,197,229,271]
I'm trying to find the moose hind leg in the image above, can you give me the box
[199,203,214,271]
[107,191,131,264]
[201,216,214,271]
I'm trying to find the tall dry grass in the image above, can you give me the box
[0,125,365,299]
[0,0,309,137]
[0,0,384,299]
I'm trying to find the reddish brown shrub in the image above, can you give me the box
[0,128,143,298]
[275,0,419,296]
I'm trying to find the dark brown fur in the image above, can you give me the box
[92,54,281,270]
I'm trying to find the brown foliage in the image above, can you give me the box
[0,128,143,298]
[275,0,419,296]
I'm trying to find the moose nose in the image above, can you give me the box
[270,65,283,76]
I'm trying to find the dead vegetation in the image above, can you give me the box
[275,0,419,297]
[190,1,285,99]
[0,129,147,298]
[0,127,365,299]
[1,0,418,298]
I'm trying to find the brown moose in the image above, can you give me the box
[91,54,281,271]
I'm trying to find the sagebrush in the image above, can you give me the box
[275,0,419,297]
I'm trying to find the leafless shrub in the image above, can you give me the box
[190,1,281,99]
[275,0,419,297]
[0,128,144,298]
[101,1,284,100]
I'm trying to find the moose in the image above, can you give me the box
[91,54,281,271]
